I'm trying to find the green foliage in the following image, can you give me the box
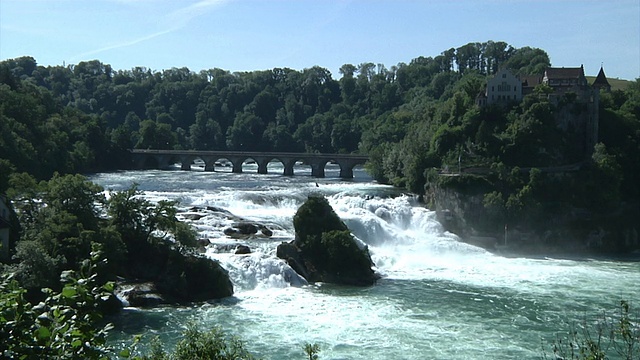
[0,41,552,182]
[2,41,639,253]
[7,173,110,291]
[587,143,623,210]
[171,325,255,360]
[0,159,16,194]
[320,230,372,276]
[133,325,255,360]
[106,184,195,248]
[0,245,115,360]
[0,250,242,360]
[293,196,348,244]
[545,300,639,360]
[6,174,198,299]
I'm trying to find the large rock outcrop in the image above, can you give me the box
[124,238,233,305]
[428,173,640,255]
[277,196,378,286]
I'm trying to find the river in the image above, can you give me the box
[89,163,640,359]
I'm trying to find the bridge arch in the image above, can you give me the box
[129,150,368,178]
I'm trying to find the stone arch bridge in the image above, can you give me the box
[130,149,369,178]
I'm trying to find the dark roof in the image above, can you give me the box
[545,66,585,79]
[592,66,611,88]
[521,75,542,87]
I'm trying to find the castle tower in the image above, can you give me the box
[592,66,611,92]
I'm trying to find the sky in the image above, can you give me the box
[1,0,639,80]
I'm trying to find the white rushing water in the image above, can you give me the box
[92,166,640,359]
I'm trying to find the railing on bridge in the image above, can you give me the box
[129,149,369,179]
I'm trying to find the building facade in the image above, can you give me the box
[485,68,522,105]
[478,65,607,160]
[542,65,589,94]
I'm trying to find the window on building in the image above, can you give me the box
[497,82,511,92]
[502,74,507,78]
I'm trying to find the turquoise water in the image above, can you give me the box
[91,165,640,359]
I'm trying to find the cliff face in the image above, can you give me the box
[429,176,640,255]
[430,180,502,249]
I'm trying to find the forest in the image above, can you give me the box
[1,39,640,358]
[1,41,554,179]
[2,40,639,248]
[2,40,640,247]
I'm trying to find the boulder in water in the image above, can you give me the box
[182,213,206,221]
[235,245,251,255]
[124,237,234,304]
[260,226,273,237]
[117,283,166,307]
[224,222,274,239]
[277,195,378,286]
[233,222,258,235]
[155,250,234,303]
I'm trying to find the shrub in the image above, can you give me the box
[544,300,639,360]
[0,244,114,359]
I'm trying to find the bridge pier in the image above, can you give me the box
[283,160,296,176]
[339,167,354,179]
[336,159,363,179]
[257,162,268,174]
[310,161,328,178]
[232,161,243,173]
[202,157,216,171]
[179,155,195,170]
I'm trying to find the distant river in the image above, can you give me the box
[89,163,640,359]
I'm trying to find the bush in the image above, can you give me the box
[544,300,639,360]
[0,245,114,359]
[132,325,255,360]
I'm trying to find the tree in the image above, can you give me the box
[135,120,177,150]
[225,112,265,151]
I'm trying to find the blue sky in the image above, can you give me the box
[1,0,639,80]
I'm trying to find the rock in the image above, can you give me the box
[196,238,210,247]
[211,244,239,253]
[224,222,271,239]
[235,245,251,254]
[123,236,234,304]
[276,195,378,286]
[117,283,166,308]
[276,241,311,281]
[156,250,234,303]
[223,227,238,236]
[260,226,273,237]
[206,206,234,217]
[99,293,124,314]
[183,213,206,221]
[232,222,258,235]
